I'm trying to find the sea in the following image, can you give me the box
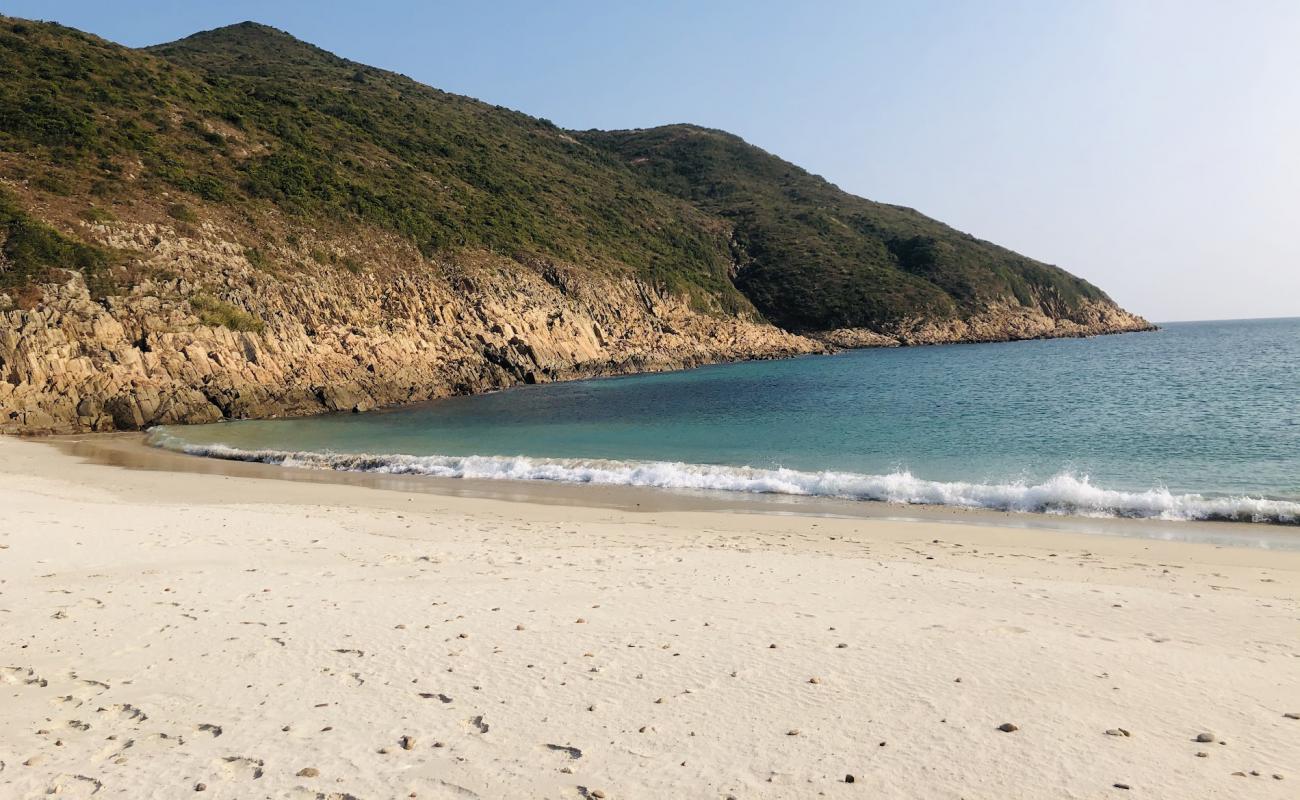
[148,317,1300,525]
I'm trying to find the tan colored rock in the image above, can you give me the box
[1,224,822,434]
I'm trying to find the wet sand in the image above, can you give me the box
[52,432,1300,550]
[2,434,1298,798]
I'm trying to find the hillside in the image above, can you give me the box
[0,18,1150,433]
[581,125,1148,342]
[0,19,747,310]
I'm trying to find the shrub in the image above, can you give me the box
[79,206,115,223]
[166,203,197,222]
[189,292,264,332]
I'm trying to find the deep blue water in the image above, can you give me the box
[150,318,1300,523]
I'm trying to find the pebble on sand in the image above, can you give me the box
[296,767,320,777]
[1284,712,1300,720]
[1195,732,1216,743]
[997,723,1019,733]
[845,774,856,783]
[1113,783,1131,790]
[399,735,416,750]
[194,783,206,792]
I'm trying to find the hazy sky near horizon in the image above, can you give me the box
[11,1,1299,322]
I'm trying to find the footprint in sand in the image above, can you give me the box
[97,702,148,723]
[1,666,48,687]
[42,773,103,798]
[219,755,266,779]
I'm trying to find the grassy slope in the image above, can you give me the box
[2,16,1134,336]
[581,125,1115,332]
[0,18,749,311]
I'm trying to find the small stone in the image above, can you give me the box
[1273,774,1284,780]
[575,618,586,624]
[297,768,320,777]
[1195,752,1208,758]
[1113,783,1131,790]
[1231,771,1246,777]
[1250,770,1260,777]
[997,723,1018,733]
[457,633,468,639]
[399,735,416,750]
[194,784,206,792]
[1195,732,1215,743]
[560,765,573,774]
[1284,712,1300,720]
[845,774,855,783]
[590,790,606,799]
[655,697,664,704]
[433,741,445,748]
[787,728,800,736]
[808,677,821,684]
[515,624,525,631]
[836,643,848,649]
[769,643,777,649]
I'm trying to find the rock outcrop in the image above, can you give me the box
[815,301,1153,348]
[0,222,822,434]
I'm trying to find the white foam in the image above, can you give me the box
[146,430,1300,525]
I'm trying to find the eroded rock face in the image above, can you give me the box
[815,301,1154,349]
[0,224,823,434]
[1,222,1154,435]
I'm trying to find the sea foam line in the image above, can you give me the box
[146,431,1299,525]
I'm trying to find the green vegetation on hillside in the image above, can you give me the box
[0,16,1135,333]
[582,125,1113,331]
[0,19,748,311]
[0,188,117,304]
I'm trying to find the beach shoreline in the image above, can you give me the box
[52,431,1300,550]
[2,434,1297,798]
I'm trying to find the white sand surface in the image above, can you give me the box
[1,435,1297,799]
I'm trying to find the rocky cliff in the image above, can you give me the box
[1,221,820,434]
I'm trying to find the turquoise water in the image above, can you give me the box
[150,318,1300,523]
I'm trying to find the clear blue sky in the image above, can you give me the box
[10,1,1300,321]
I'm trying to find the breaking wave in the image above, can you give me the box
[146,431,1300,525]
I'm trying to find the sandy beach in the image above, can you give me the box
[1,435,1298,799]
